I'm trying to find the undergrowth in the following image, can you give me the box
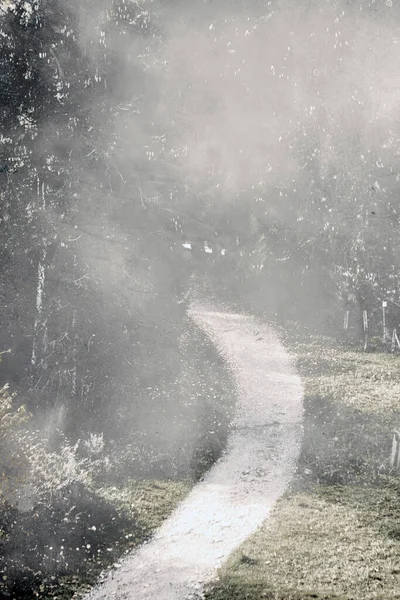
[0,317,237,599]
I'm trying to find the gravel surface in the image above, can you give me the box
[86,306,303,600]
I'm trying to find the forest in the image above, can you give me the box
[1,0,400,597]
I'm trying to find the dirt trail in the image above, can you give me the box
[86,306,303,600]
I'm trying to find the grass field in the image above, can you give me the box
[205,332,400,600]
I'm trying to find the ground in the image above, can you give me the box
[4,317,400,599]
[83,307,303,600]
[0,479,192,600]
[0,314,236,599]
[205,330,400,600]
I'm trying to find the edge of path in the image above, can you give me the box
[85,303,304,600]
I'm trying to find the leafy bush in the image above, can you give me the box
[0,351,31,508]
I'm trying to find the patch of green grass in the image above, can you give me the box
[0,479,191,600]
[208,485,400,600]
[297,342,400,420]
[96,478,191,533]
[206,335,400,600]
[72,479,192,599]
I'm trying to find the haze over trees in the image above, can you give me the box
[1,0,400,596]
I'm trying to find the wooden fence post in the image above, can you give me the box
[383,300,388,342]
[391,430,400,472]
[363,310,368,351]
[391,328,400,352]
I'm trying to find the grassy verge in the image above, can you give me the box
[73,478,192,599]
[1,478,191,600]
[205,332,400,600]
[95,479,192,534]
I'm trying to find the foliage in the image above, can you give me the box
[22,435,110,502]
[0,383,28,433]
[2,0,400,597]
[0,351,31,507]
[0,370,108,508]
[0,384,193,598]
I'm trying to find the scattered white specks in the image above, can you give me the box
[86,308,303,600]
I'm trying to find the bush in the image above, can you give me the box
[0,351,31,508]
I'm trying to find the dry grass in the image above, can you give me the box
[69,479,192,599]
[205,338,400,600]
[96,478,191,532]
[209,485,400,600]
[298,342,400,419]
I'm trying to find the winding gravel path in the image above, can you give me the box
[86,306,303,600]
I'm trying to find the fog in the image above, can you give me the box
[1,0,400,597]
[75,0,400,294]
[100,1,400,196]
